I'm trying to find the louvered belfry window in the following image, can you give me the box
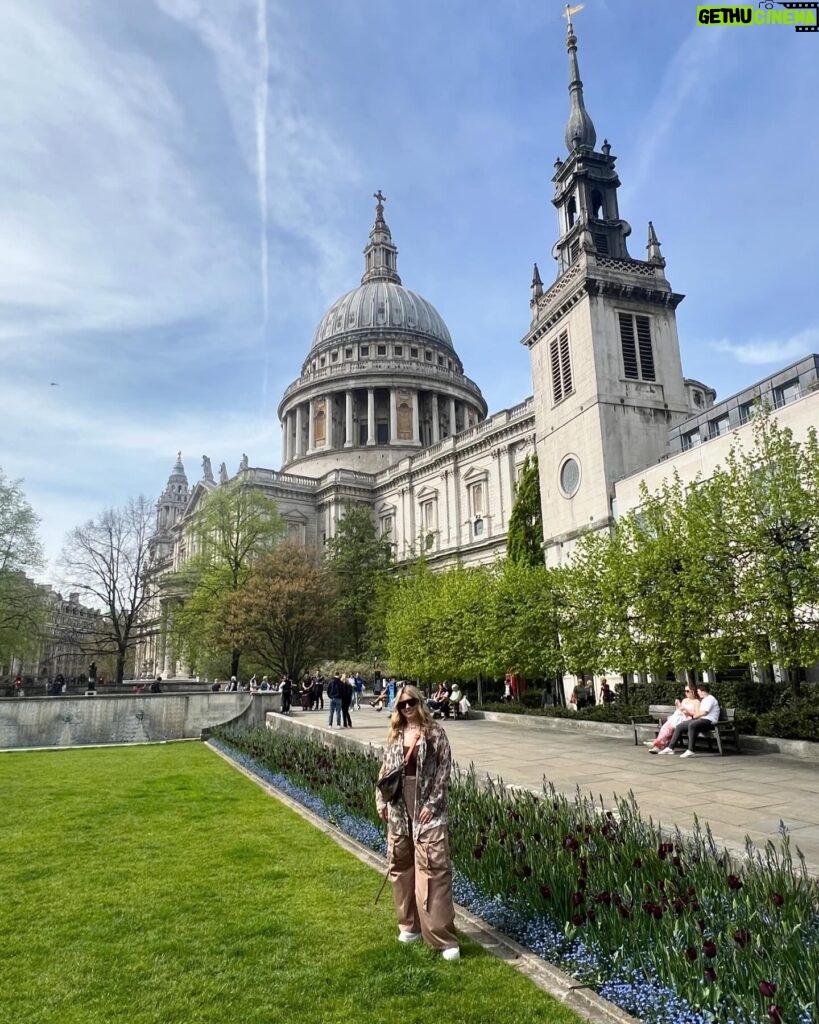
[550,329,573,404]
[618,313,656,381]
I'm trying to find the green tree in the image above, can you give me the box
[0,470,46,672]
[484,560,564,681]
[620,475,739,682]
[432,564,491,682]
[59,496,154,685]
[385,559,442,681]
[722,410,819,695]
[325,504,393,659]
[559,527,643,700]
[171,481,283,678]
[506,455,544,567]
[228,544,336,681]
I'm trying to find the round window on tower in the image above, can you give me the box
[559,456,581,498]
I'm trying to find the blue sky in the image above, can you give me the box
[2,0,818,572]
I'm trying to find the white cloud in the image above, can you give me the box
[153,0,362,320]
[622,25,729,204]
[0,4,255,346]
[713,328,819,365]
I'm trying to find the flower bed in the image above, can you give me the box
[209,726,818,1024]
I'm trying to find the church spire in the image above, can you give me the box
[646,221,666,267]
[361,190,402,285]
[563,5,596,153]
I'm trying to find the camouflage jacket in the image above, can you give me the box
[375,723,452,838]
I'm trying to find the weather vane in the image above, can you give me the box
[562,3,585,30]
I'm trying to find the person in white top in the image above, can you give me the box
[667,684,720,758]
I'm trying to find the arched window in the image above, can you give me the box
[591,190,604,219]
[567,196,577,229]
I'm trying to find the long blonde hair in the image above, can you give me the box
[387,683,434,744]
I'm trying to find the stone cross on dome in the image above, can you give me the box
[373,190,386,220]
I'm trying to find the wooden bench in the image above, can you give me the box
[631,705,740,755]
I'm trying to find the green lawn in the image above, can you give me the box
[0,743,583,1024]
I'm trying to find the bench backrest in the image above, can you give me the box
[719,707,735,722]
[648,704,676,718]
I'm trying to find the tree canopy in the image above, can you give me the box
[325,504,393,660]
[506,454,544,567]
[171,481,283,678]
[228,544,336,681]
[0,470,46,672]
[58,495,154,685]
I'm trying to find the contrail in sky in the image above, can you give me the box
[256,0,269,326]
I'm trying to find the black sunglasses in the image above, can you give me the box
[397,698,419,711]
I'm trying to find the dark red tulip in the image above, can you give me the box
[570,912,586,926]
[577,877,587,892]
[702,941,717,958]
[772,893,784,907]
[587,909,597,922]
[632,857,643,869]
[672,899,685,914]
[703,967,717,983]
[473,846,484,859]
[521,864,532,878]
[571,891,584,907]
[564,835,579,852]
[533,832,542,843]
[539,885,551,900]
[594,891,611,906]
[727,874,743,890]
[758,981,778,998]
[685,946,698,962]
[733,929,749,947]
[652,905,663,920]
[617,905,631,920]
[768,1006,783,1023]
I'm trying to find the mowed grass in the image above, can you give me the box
[0,743,583,1024]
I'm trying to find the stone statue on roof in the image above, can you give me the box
[239,453,249,471]
[219,462,229,484]
[202,455,214,483]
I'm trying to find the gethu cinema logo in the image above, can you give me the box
[697,3,818,26]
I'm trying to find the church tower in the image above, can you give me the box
[150,453,189,563]
[522,11,690,565]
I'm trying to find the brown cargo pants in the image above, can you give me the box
[387,776,458,950]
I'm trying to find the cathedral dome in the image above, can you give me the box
[278,193,486,479]
[311,280,452,350]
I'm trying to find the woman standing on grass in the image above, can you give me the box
[375,683,460,961]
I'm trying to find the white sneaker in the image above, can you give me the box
[642,741,655,747]
[680,750,695,759]
[648,747,659,754]
[441,947,460,961]
[398,930,422,943]
[659,747,674,755]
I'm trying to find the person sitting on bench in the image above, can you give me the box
[667,684,720,759]
[371,683,389,711]
[428,683,451,719]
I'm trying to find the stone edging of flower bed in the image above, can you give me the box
[206,739,638,1024]
[473,711,819,761]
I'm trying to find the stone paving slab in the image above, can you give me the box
[285,705,819,874]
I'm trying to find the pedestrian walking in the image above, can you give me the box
[326,672,343,727]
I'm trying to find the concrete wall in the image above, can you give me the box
[0,692,279,750]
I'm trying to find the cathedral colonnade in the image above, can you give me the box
[280,385,482,466]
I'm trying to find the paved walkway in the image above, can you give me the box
[287,704,819,875]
